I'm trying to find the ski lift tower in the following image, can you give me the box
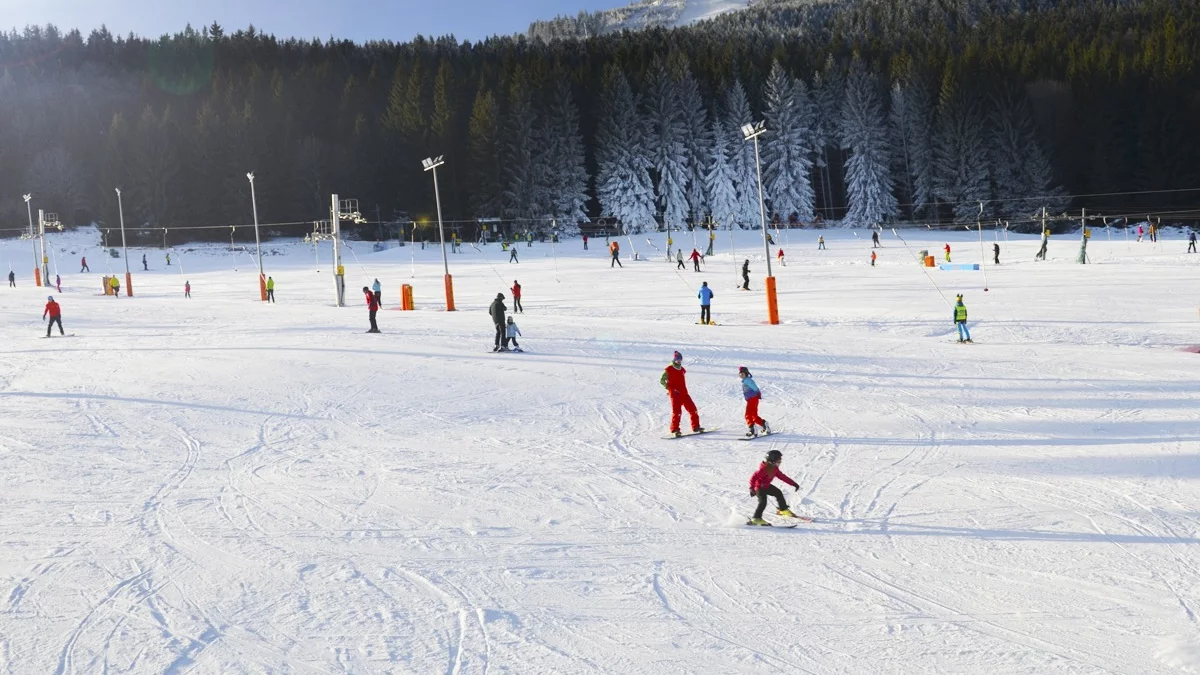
[22,195,40,286]
[329,195,366,307]
[39,211,62,287]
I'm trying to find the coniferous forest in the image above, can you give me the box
[0,0,1196,244]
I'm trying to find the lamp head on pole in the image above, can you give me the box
[247,172,255,184]
[114,187,121,197]
[23,194,31,203]
[741,121,766,141]
[421,156,445,172]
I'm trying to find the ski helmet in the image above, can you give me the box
[672,350,682,363]
[765,450,783,464]
[46,295,54,301]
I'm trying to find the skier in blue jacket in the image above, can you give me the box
[739,366,770,437]
[698,281,714,325]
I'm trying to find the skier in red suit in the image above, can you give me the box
[660,350,702,437]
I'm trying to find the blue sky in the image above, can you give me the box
[0,0,631,42]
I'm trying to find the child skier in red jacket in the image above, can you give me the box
[748,450,798,526]
[660,350,702,437]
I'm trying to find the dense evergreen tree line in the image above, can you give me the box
[0,0,1195,243]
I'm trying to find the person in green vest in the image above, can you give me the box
[954,294,971,343]
[266,276,275,303]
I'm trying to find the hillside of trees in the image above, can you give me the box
[0,0,1195,244]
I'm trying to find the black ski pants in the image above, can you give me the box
[368,310,378,332]
[611,254,622,268]
[742,274,749,290]
[494,322,505,349]
[677,259,685,270]
[693,260,700,272]
[267,289,275,302]
[374,290,381,306]
[46,316,63,336]
[700,305,711,324]
[753,485,789,520]
[1189,241,1197,253]
[513,297,523,313]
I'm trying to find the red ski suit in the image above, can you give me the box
[749,461,798,494]
[661,364,700,433]
[43,300,61,318]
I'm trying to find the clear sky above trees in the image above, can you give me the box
[0,0,630,42]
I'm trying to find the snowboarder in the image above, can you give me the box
[698,281,714,325]
[55,274,61,292]
[993,242,1000,265]
[660,351,702,437]
[185,281,191,298]
[266,276,275,303]
[372,278,382,306]
[489,293,508,352]
[511,280,523,313]
[1036,230,1049,260]
[748,450,799,526]
[583,234,589,250]
[676,249,686,270]
[1188,230,1197,253]
[689,248,702,272]
[43,295,64,337]
[80,257,89,273]
[870,250,877,267]
[7,271,14,287]
[109,275,120,297]
[739,366,770,437]
[944,243,952,262]
[505,316,522,352]
[777,248,785,266]
[872,230,880,248]
[954,294,972,343]
[363,286,380,333]
[817,236,826,250]
[509,246,519,263]
[142,254,148,271]
[741,260,750,290]
[610,241,622,268]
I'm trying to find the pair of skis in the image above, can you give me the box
[746,513,815,528]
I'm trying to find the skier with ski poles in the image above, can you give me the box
[698,281,714,325]
[954,294,972,343]
[660,350,702,437]
[43,295,64,337]
[689,248,703,272]
[747,449,799,526]
[739,366,770,437]
[511,280,523,313]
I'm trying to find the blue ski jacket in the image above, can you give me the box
[698,286,714,306]
[741,376,762,401]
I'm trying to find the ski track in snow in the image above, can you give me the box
[1,227,1199,672]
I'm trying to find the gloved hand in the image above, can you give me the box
[794,485,800,492]
[749,489,756,498]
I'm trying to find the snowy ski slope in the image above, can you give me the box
[1,226,1198,673]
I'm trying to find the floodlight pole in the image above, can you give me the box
[423,156,455,311]
[115,188,132,296]
[38,210,49,286]
[331,194,345,307]
[23,195,39,286]
[248,172,267,301]
[743,122,779,324]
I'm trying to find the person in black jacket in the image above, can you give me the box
[489,293,508,351]
[741,260,750,290]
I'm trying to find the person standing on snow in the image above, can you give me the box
[362,286,381,333]
[689,248,703,272]
[954,294,972,343]
[266,276,275,303]
[582,234,588,250]
[509,246,519,263]
[80,257,89,273]
[676,249,686,270]
[185,281,191,298]
[511,280,523,314]
[489,292,508,351]
[741,259,750,290]
[747,449,799,526]
[55,274,61,292]
[372,278,382,306]
[993,242,1000,265]
[1137,224,1144,243]
[43,295,64,337]
[872,230,881,248]
[698,281,714,325]
[505,316,522,352]
[660,351,703,437]
[817,235,826,250]
[777,248,785,267]
[1036,230,1049,260]
[142,253,148,271]
[610,240,622,268]
[870,250,877,267]
[110,275,120,297]
[944,243,952,262]
[7,271,14,287]
[166,252,171,266]
[1188,230,1197,253]
[739,366,770,437]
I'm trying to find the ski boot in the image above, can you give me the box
[761,421,771,435]
[692,427,705,434]
[747,518,771,526]
[746,425,758,438]
[776,509,796,518]
[671,430,682,438]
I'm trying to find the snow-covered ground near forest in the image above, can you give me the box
[1,225,1199,674]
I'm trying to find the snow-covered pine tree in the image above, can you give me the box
[762,61,816,225]
[988,82,1068,218]
[467,85,502,218]
[889,72,935,220]
[541,71,589,225]
[840,61,898,227]
[812,56,845,220]
[705,110,739,229]
[670,53,712,224]
[643,57,689,231]
[932,69,991,222]
[724,79,763,229]
[595,65,656,234]
[501,69,540,220]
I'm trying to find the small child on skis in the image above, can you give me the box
[505,316,522,352]
[739,366,770,437]
[748,449,799,526]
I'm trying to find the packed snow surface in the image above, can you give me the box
[2,226,1199,673]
